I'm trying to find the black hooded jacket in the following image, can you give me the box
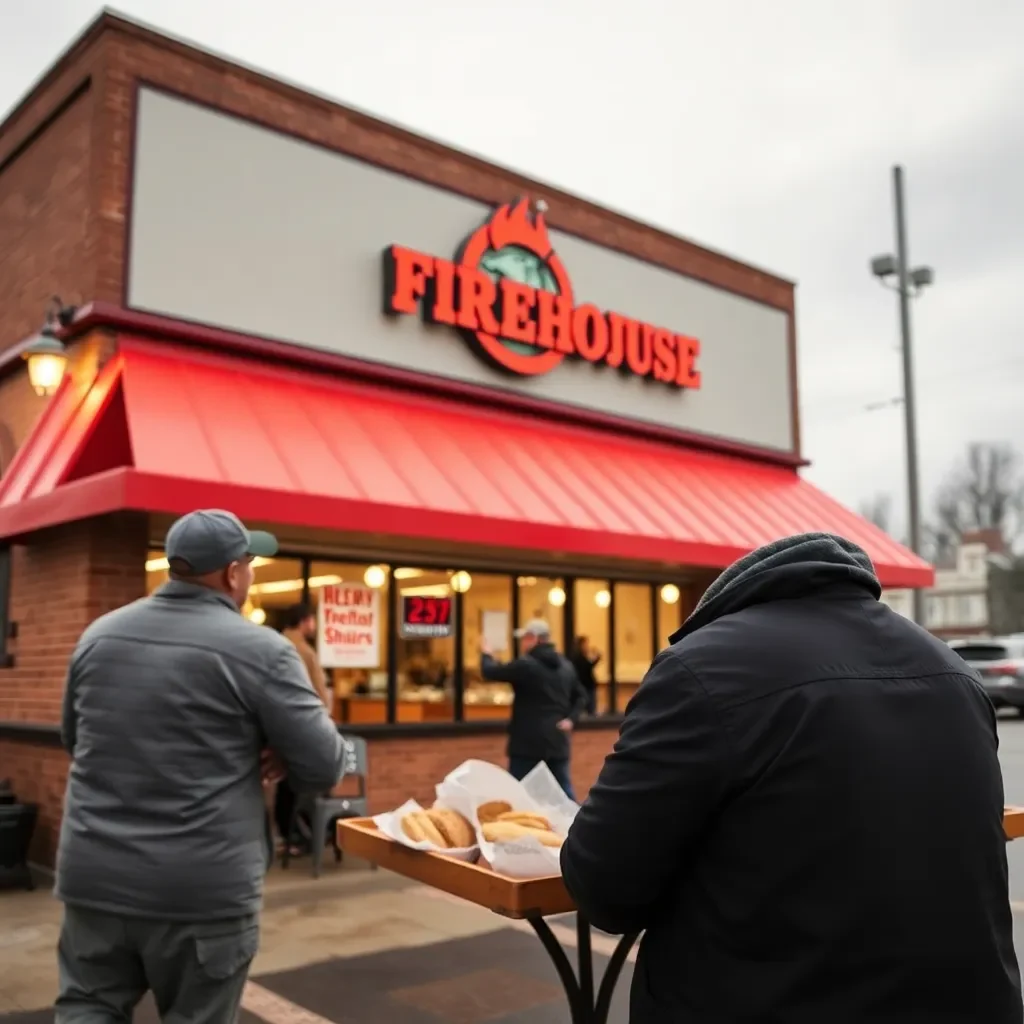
[481,642,588,761]
[561,533,1021,1024]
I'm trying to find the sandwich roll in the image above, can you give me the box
[495,810,553,831]
[400,811,447,847]
[482,821,564,849]
[477,800,513,824]
[426,808,475,849]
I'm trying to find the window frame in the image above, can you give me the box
[145,543,686,727]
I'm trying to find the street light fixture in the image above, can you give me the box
[869,254,899,279]
[908,266,934,290]
[868,165,934,626]
[22,297,76,397]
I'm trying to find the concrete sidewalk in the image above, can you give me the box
[0,859,504,1014]
[0,859,635,1022]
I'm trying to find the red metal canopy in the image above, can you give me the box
[0,338,933,587]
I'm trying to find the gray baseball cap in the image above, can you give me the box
[165,509,278,576]
[514,618,551,639]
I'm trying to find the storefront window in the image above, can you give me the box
[245,558,307,629]
[573,578,610,711]
[308,561,390,726]
[516,576,565,650]
[144,547,696,726]
[145,549,169,594]
[657,583,685,651]
[613,582,653,713]
[614,583,653,674]
[394,567,457,724]
[462,573,514,722]
[144,549,302,632]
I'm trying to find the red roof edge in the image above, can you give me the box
[60,302,809,470]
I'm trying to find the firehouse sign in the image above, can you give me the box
[382,198,702,389]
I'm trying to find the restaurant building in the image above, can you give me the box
[0,12,932,866]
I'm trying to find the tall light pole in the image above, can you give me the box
[870,165,934,626]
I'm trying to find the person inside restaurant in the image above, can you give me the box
[479,619,588,800]
[274,603,329,856]
[570,635,602,715]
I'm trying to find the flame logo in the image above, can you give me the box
[485,199,553,259]
[457,198,573,377]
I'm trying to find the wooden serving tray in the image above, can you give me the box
[341,809,1024,918]
[337,818,574,918]
[1004,806,1024,840]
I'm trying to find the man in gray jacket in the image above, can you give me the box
[55,510,345,1023]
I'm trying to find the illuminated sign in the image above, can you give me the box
[382,198,701,388]
[400,594,454,639]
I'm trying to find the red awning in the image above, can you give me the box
[0,338,933,587]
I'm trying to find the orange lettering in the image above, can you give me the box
[535,291,574,353]
[428,258,458,325]
[676,335,701,388]
[455,267,500,335]
[651,329,677,383]
[498,279,537,344]
[384,237,702,389]
[383,246,434,316]
[572,305,609,363]
[605,313,631,369]
[624,321,653,377]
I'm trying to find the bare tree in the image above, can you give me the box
[859,493,893,535]
[932,442,1024,550]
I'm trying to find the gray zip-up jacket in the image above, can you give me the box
[56,581,344,920]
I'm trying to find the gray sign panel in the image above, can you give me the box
[128,88,794,452]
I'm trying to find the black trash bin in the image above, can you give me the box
[0,802,38,890]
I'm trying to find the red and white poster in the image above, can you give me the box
[317,584,380,669]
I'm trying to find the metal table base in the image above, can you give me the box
[528,915,639,1024]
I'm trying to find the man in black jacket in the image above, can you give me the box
[561,533,1021,1024]
[481,619,587,800]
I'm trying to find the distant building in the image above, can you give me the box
[881,529,1012,639]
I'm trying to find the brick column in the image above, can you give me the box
[0,512,147,865]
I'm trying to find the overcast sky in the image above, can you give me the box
[3,0,1022,532]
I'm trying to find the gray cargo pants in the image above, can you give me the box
[56,904,259,1023]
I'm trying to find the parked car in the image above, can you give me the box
[949,637,1024,714]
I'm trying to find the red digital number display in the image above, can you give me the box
[400,595,454,638]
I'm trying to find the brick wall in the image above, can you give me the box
[0,513,147,863]
[0,514,147,723]
[0,81,97,354]
[0,739,69,866]
[0,370,46,472]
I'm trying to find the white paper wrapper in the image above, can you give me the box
[435,759,580,879]
[372,799,479,862]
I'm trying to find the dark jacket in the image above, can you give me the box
[570,648,599,695]
[57,582,344,921]
[481,643,588,760]
[561,533,1021,1024]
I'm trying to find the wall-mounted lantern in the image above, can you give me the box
[22,297,76,397]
